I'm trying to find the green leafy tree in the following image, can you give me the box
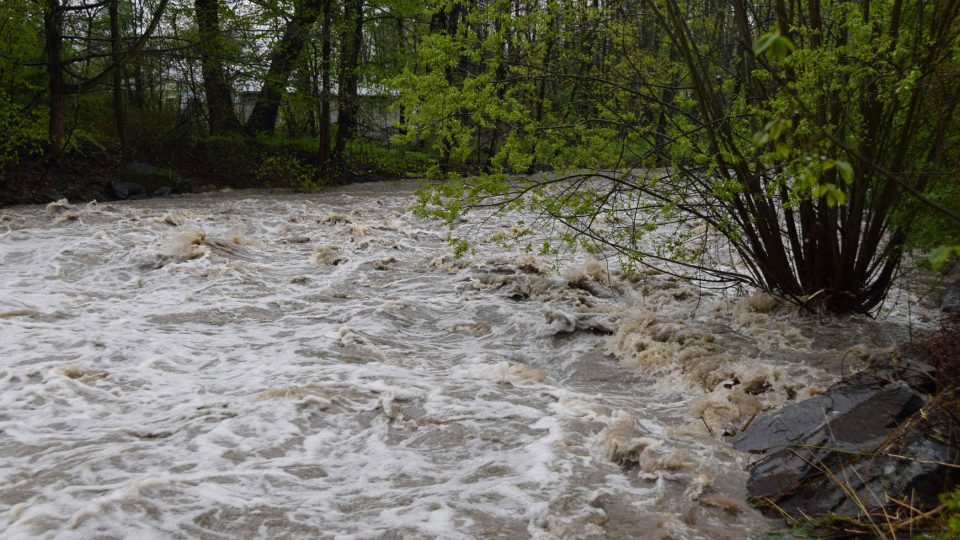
[403,0,960,313]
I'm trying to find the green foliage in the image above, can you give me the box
[65,129,107,156]
[753,32,795,61]
[939,486,960,537]
[906,176,960,266]
[196,133,261,179]
[392,0,660,176]
[399,0,960,312]
[929,246,960,272]
[0,91,45,175]
[254,154,322,191]
[255,134,319,155]
[448,235,470,258]
[344,139,433,176]
[0,0,44,98]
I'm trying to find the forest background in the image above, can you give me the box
[1,0,959,311]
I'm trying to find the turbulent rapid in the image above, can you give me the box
[0,182,932,539]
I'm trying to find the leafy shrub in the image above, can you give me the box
[64,129,106,156]
[196,133,260,181]
[254,154,323,191]
[344,138,432,176]
[0,91,45,174]
[255,134,317,155]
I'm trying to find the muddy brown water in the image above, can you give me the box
[0,182,937,538]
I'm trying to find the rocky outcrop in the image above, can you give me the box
[732,357,958,520]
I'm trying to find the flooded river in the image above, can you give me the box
[0,182,935,538]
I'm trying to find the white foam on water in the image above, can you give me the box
[0,182,936,539]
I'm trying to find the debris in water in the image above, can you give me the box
[544,310,618,335]
[283,236,311,244]
[371,256,396,270]
[471,361,546,385]
[745,292,781,313]
[256,386,334,407]
[699,494,745,514]
[52,365,107,382]
[349,223,370,238]
[161,229,208,260]
[321,213,352,224]
[45,198,74,216]
[594,411,659,463]
[313,244,346,265]
[0,308,40,318]
[55,211,82,222]
[429,255,470,273]
[516,255,551,275]
[377,216,402,231]
[151,212,185,227]
[549,393,611,421]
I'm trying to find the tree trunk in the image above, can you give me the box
[394,15,406,136]
[110,0,129,162]
[195,0,241,133]
[42,0,168,161]
[44,0,65,162]
[331,0,364,162]
[245,0,323,134]
[318,0,332,167]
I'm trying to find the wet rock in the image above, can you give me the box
[735,356,958,520]
[122,162,180,194]
[109,180,147,200]
[544,310,618,335]
[733,359,936,452]
[748,428,958,518]
[571,278,619,299]
[283,236,311,244]
[848,354,938,394]
[941,279,960,313]
[732,393,857,453]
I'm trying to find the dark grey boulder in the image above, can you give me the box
[734,357,956,520]
[122,162,180,194]
[731,391,865,453]
[109,180,147,200]
[732,359,935,453]
[748,428,957,518]
[844,354,938,394]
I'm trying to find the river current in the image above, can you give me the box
[0,182,935,538]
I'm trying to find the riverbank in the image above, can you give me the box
[0,136,433,207]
